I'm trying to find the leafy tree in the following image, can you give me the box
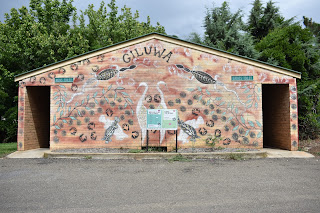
[202,1,258,58]
[303,16,320,43]
[247,0,293,41]
[0,0,166,143]
[256,24,320,139]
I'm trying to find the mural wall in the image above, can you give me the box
[17,38,299,150]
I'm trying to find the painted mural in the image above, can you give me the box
[17,38,299,151]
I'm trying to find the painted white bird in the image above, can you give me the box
[136,82,148,145]
[156,81,168,145]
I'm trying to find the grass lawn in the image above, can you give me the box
[0,142,17,158]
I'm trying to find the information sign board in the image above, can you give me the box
[147,109,178,130]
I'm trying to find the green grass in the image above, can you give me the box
[128,149,145,153]
[84,155,92,160]
[168,154,192,162]
[227,153,244,160]
[0,142,17,158]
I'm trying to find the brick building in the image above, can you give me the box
[15,33,301,151]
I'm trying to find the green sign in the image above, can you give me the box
[147,109,162,129]
[161,109,178,130]
[147,109,178,130]
[231,76,253,81]
[55,77,74,83]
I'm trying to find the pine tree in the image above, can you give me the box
[203,1,258,58]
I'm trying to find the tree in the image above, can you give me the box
[0,0,166,143]
[303,16,320,43]
[247,0,293,41]
[202,1,258,58]
[256,24,320,139]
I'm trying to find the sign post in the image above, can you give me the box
[146,109,178,152]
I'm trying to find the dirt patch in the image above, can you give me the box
[299,139,320,158]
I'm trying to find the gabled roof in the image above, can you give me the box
[14,32,301,82]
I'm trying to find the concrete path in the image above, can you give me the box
[264,148,314,158]
[6,148,314,159]
[6,148,49,158]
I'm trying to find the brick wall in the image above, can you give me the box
[263,84,291,150]
[24,87,50,150]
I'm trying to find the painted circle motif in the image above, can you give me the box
[232,133,239,141]
[70,127,77,135]
[106,109,113,117]
[192,108,200,116]
[291,94,297,100]
[250,132,256,138]
[199,128,207,136]
[84,117,90,123]
[122,123,130,131]
[180,92,186,98]
[132,131,139,139]
[71,85,78,92]
[154,94,161,103]
[239,128,245,135]
[97,108,103,113]
[242,136,249,145]
[292,124,297,130]
[149,104,155,109]
[79,134,87,142]
[168,100,174,106]
[212,115,218,121]
[48,72,56,79]
[175,98,181,104]
[206,120,214,127]
[59,67,66,74]
[87,122,95,130]
[223,138,231,145]
[91,132,97,140]
[215,129,221,137]
[70,63,78,70]
[53,136,59,143]
[290,86,296,92]
[61,130,67,136]
[187,99,193,105]
[40,77,46,84]
[291,104,297,110]
[180,106,186,112]
[224,125,230,131]
[19,142,23,149]
[292,141,297,147]
[145,95,152,103]
[30,76,36,83]
[204,109,209,115]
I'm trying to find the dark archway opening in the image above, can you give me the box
[262,84,291,150]
[24,86,50,149]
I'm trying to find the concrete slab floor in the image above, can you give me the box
[6,148,49,159]
[264,148,315,158]
[5,148,315,159]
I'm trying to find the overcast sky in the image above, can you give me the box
[1,0,320,39]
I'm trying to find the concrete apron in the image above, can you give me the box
[5,148,314,159]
